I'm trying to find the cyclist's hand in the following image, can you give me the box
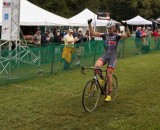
[88,19,92,25]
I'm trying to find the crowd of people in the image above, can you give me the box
[23,23,160,72]
[31,27,91,47]
[30,27,93,69]
[135,26,160,54]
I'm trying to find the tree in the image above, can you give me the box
[28,0,160,20]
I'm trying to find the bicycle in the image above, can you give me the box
[81,67,118,112]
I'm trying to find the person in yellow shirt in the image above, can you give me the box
[62,29,78,70]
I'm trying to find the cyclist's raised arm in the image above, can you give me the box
[88,19,103,37]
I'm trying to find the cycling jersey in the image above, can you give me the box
[101,33,121,53]
[99,33,121,68]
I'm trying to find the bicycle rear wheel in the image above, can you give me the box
[82,79,100,112]
[105,74,118,101]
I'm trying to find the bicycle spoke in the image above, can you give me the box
[82,79,100,112]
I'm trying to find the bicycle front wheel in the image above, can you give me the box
[82,79,100,112]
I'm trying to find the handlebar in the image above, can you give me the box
[81,67,105,75]
[81,67,86,74]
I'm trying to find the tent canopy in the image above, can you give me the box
[126,15,152,25]
[156,17,160,23]
[69,8,95,26]
[149,18,159,24]
[69,8,119,27]
[0,0,69,26]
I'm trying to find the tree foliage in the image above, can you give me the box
[28,0,160,20]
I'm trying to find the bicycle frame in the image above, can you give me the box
[81,67,107,95]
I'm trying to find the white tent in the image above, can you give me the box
[126,15,152,25]
[69,8,119,27]
[156,17,160,23]
[0,0,69,26]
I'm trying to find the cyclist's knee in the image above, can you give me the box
[94,59,103,68]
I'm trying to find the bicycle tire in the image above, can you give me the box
[105,74,118,101]
[82,79,100,112]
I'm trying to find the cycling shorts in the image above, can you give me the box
[99,53,117,69]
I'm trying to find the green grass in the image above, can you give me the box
[0,51,160,130]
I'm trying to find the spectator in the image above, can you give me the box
[136,27,142,38]
[41,30,50,46]
[145,26,152,44]
[41,30,50,63]
[77,28,87,43]
[141,27,147,44]
[135,27,142,54]
[32,29,41,47]
[84,30,94,41]
[84,30,90,41]
[141,27,151,53]
[73,28,78,38]
[75,28,86,65]
[54,29,62,43]
[152,28,159,50]
[61,29,68,38]
[49,30,54,40]
[52,27,57,36]
[62,29,79,70]
[117,30,125,58]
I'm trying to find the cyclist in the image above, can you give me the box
[88,19,131,101]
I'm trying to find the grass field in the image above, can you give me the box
[0,51,160,130]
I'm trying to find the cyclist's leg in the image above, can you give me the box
[106,67,114,95]
[94,53,107,68]
[105,56,117,101]
[107,57,117,93]
[94,58,104,68]
[94,54,107,78]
